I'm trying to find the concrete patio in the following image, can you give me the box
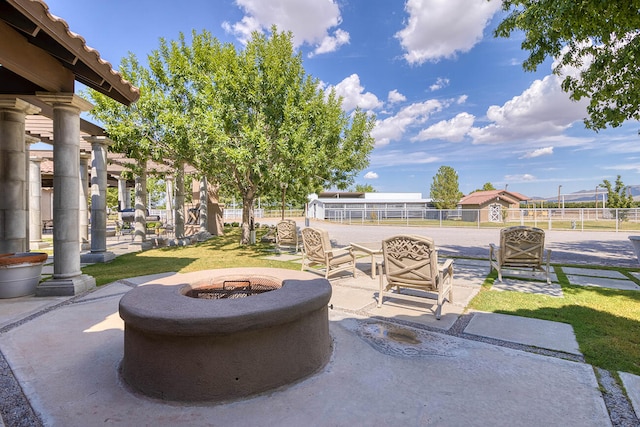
[1,225,640,426]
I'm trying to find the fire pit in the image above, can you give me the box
[118,268,332,402]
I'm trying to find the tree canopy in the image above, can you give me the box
[495,0,640,130]
[88,28,376,244]
[602,175,634,209]
[430,166,463,209]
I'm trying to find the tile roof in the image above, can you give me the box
[459,190,529,205]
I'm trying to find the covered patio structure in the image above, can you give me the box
[0,0,139,295]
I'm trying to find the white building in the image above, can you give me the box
[307,192,433,221]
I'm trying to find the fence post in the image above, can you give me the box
[616,209,619,232]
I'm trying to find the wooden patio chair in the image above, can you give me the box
[489,226,552,284]
[378,235,453,320]
[275,219,299,253]
[300,227,356,279]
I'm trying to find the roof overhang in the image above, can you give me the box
[0,0,139,106]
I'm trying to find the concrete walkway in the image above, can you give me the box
[1,223,640,426]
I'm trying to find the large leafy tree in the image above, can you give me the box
[187,29,375,243]
[602,175,634,209]
[430,166,463,209]
[496,0,640,130]
[91,28,375,244]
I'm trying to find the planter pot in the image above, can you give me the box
[0,252,48,298]
[629,236,640,264]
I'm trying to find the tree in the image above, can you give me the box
[352,184,376,193]
[430,166,463,209]
[473,182,496,193]
[495,1,640,130]
[92,29,375,244]
[602,175,633,209]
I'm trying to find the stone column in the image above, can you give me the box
[165,175,174,229]
[29,156,47,249]
[81,136,115,263]
[129,168,151,251]
[36,93,95,296]
[79,153,90,250]
[198,176,211,240]
[174,165,185,239]
[24,135,39,250]
[117,176,130,211]
[0,98,40,253]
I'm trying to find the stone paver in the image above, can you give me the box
[492,279,564,297]
[562,267,627,279]
[566,274,640,291]
[464,312,582,355]
[498,267,558,283]
[620,372,640,419]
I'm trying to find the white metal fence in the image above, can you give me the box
[320,207,640,232]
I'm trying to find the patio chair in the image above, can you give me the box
[275,219,299,253]
[300,227,356,279]
[378,235,453,320]
[489,226,551,284]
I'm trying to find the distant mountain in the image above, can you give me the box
[533,185,640,203]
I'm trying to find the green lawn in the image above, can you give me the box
[82,226,640,376]
[468,267,640,376]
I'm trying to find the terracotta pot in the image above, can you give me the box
[0,252,48,298]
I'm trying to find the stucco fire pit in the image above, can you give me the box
[118,268,332,402]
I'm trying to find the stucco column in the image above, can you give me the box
[198,176,211,240]
[0,98,40,253]
[129,168,151,251]
[36,93,95,296]
[81,136,115,263]
[79,153,90,250]
[29,156,47,249]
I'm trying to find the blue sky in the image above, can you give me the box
[44,0,640,199]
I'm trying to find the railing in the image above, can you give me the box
[320,207,640,232]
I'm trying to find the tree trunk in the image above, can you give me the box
[240,193,255,245]
[281,185,287,220]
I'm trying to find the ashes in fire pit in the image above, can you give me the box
[185,277,281,299]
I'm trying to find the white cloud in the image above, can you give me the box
[223,0,349,55]
[370,150,440,167]
[364,171,379,179]
[457,95,468,104]
[521,147,554,159]
[309,28,350,57]
[371,99,444,146]
[396,0,502,64]
[412,112,475,142]
[331,74,383,111]
[468,74,590,144]
[429,77,450,91]
[505,174,536,182]
[387,89,406,104]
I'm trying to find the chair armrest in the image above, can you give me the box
[489,244,500,262]
[325,246,353,258]
[439,258,454,276]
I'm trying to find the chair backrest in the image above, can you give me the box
[301,227,331,262]
[276,220,297,245]
[382,235,438,290]
[499,226,545,267]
